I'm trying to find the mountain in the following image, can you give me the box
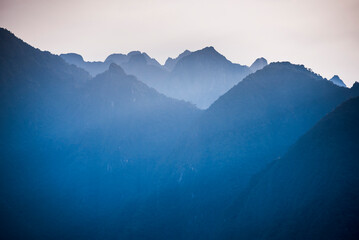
[164,50,191,71]
[61,47,267,109]
[3,26,358,239]
[330,74,347,87]
[174,62,358,191]
[227,96,359,240]
[60,50,165,79]
[163,46,253,109]
[104,53,128,65]
[105,51,163,68]
[0,28,200,239]
[79,62,199,161]
[60,53,109,76]
[130,62,359,239]
[118,52,169,91]
[0,29,90,145]
[250,57,268,72]
[61,51,169,91]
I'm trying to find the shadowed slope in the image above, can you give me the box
[228,96,359,240]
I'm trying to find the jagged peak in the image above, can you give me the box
[184,46,226,61]
[164,50,192,70]
[181,49,191,55]
[199,46,218,54]
[351,81,359,90]
[329,75,346,88]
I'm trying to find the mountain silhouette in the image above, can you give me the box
[133,62,359,239]
[329,74,347,87]
[227,96,359,239]
[61,51,170,91]
[119,52,169,90]
[2,26,359,239]
[61,47,267,109]
[164,50,191,70]
[174,62,359,191]
[250,57,268,72]
[0,28,200,239]
[163,46,253,108]
[60,53,109,76]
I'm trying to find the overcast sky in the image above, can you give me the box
[1,0,358,86]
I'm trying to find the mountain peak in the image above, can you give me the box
[60,53,84,63]
[164,50,192,70]
[104,53,127,64]
[200,46,218,54]
[127,51,141,56]
[250,57,268,73]
[329,75,346,87]
[183,46,227,63]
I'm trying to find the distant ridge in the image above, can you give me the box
[250,57,268,72]
[329,75,347,87]
[164,46,253,108]
[164,50,191,71]
[60,47,267,108]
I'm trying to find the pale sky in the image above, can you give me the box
[1,0,358,86]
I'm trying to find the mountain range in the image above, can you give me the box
[61,47,267,109]
[0,28,199,239]
[123,62,359,239]
[1,27,359,239]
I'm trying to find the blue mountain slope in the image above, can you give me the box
[228,96,359,240]
[0,28,200,239]
[131,62,359,240]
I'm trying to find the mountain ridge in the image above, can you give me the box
[60,46,267,108]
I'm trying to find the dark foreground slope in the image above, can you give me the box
[0,28,200,239]
[120,63,359,240]
[227,96,359,240]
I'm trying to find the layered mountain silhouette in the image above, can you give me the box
[250,57,268,72]
[162,46,254,108]
[330,74,347,87]
[59,53,108,76]
[61,47,267,109]
[172,62,359,191]
[226,96,359,240]
[164,50,191,71]
[128,62,359,239]
[60,50,164,77]
[1,27,359,240]
[0,28,199,239]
